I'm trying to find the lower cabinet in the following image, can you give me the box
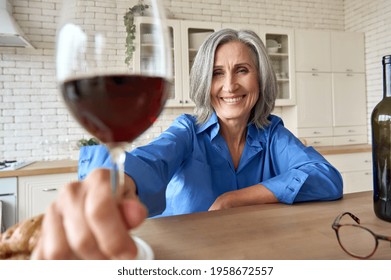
[324,152,373,194]
[18,173,78,222]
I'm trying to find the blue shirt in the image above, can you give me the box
[78,113,343,217]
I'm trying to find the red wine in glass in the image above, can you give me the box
[57,0,171,199]
[61,74,169,144]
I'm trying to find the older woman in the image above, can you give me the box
[33,29,343,259]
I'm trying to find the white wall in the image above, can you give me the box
[0,0,382,161]
[344,0,391,142]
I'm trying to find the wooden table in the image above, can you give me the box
[133,191,391,259]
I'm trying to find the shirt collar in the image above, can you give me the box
[247,123,266,148]
[196,112,267,147]
[196,112,220,139]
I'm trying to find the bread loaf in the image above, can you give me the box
[0,214,43,260]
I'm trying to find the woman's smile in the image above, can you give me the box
[220,95,246,104]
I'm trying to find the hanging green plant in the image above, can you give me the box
[77,137,100,147]
[123,1,150,66]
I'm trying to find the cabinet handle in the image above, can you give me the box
[313,131,321,134]
[42,188,57,192]
[348,129,356,133]
[365,172,371,175]
[312,73,319,76]
[364,160,371,163]
[185,100,189,104]
[348,139,356,142]
[179,100,183,104]
[313,141,321,144]
[311,68,318,71]
[346,69,353,72]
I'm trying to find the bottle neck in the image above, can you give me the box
[384,62,391,98]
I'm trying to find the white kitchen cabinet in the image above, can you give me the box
[134,18,183,107]
[332,72,367,145]
[332,73,367,127]
[296,72,333,128]
[17,172,77,221]
[295,29,331,72]
[180,20,221,107]
[284,29,367,147]
[0,177,17,231]
[294,71,334,146]
[134,18,221,107]
[331,31,365,73]
[262,27,296,106]
[324,152,372,194]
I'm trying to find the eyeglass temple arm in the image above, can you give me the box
[375,233,391,243]
[332,212,360,227]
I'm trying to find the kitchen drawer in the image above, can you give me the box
[333,125,367,136]
[297,127,333,138]
[18,172,77,221]
[325,152,372,172]
[0,177,17,193]
[342,170,373,194]
[333,135,367,145]
[303,137,333,147]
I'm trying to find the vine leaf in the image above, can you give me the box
[123,3,149,67]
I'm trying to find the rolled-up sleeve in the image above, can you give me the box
[260,121,343,204]
[261,169,309,204]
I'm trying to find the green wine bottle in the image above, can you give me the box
[371,55,391,222]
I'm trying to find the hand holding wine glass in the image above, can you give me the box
[57,0,171,196]
[32,0,171,259]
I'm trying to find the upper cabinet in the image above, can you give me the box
[134,18,182,107]
[295,29,331,72]
[285,28,368,147]
[262,27,296,106]
[134,17,221,108]
[331,31,365,73]
[180,21,221,107]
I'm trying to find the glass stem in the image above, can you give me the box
[109,145,126,197]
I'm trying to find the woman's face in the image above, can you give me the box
[210,41,259,124]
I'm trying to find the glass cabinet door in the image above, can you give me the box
[180,21,221,107]
[261,27,296,106]
[134,18,182,107]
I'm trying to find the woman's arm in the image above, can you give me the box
[209,184,278,211]
[210,117,343,210]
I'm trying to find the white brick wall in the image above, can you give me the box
[1,0,368,162]
[344,0,391,143]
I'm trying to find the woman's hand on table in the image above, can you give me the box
[32,168,147,259]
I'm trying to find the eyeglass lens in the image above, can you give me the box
[338,225,377,258]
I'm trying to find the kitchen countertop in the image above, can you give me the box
[0,144,371,178]
[314,144,371,155]
[0,159,78,178]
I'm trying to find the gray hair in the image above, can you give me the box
[189,28,277,128]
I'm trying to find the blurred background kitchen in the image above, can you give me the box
[0,0,390,161]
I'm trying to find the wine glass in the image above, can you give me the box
[56,0,171,196]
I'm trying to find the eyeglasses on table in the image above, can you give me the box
[332,211,391,259]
